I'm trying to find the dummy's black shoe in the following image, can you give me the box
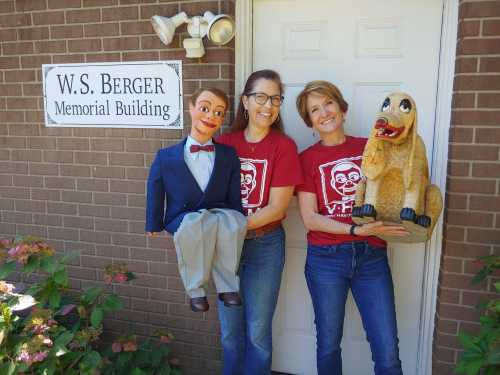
[190,297,209,312]
[218,292,242,307]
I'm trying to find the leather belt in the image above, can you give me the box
[245,221,282,240]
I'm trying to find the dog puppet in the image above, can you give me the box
[352,92,443,243]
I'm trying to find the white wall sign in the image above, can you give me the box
[42,61,183,129]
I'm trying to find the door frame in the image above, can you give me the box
[234,1,458,374]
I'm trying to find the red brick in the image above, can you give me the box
[63,216,94,230]
[2,42,34,55]
[201,48,235,64]
[446,193,467,210]
[94,192,126,205]
[103,36,140,51]
[452,93,475,108]
[483,19,500,36]
[77,178,108,192]
[477,93,500,108]
[45,176,75,189]
[109,153,144,167]
[110,179,145,194]
[467,228,500,244]
[4,70,36,82]
[48,0,81,8]
[80,230,111,244]
[139,4,178,20]
[52,54,85,64]
[126,167,148,180]
[447,210,494,227]
[122,51,159,61]
[449,144,498,162]
[83,0,118,6]
[443,226,465,241]
[127,194,145,207]
[32,188,61,201]
[33,213,62,226]
[15,0,46,11]
[0,186,29,199]
[437,302,481,323]
[84,23,120,37]
[480,57,500,72]
[18,26,49,40]
[455,57,477,73]
[68,39,102,53]
[476,128,500,144]
[60,165,91,177]
[62,190,92,203]
[472,162,500,178]
[184,65,219,80]
[140,35,165,50]
[7,97,37,110]
[2,211,32,224]
[111,233,146,247]
[0,13,31,27]
[443,240,490,259]
[17,224,47,238]
[47,202,77,215]
[0,1,15,13]
[110,206,145,220]
[454,76,500,92]
[34,40,67,54]
[0,56,20,69]
[94,218,128,233]
[85,52,121,62]
[448,161,469,176]
[21,55,51,69]
[460,1,500,18]
[50,25,84,39]
[15,199,46,213]
[11,149,42,161]
[102,6,138,21]
[470,195,500,211]
[0,29,16,42]
[459,37,500,55]
[29,163,58,176]
[79,205,110,218]
[43,150,73,162]
[120,20,152,35]
[462,290,497,307]
[0,84,21,96]
[57,138,90,151]
[33,10,64,25]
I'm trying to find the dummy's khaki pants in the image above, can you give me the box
[173,208,247,298]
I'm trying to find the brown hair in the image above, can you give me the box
[296,80,349,128]
[190,87,229,111]
[231,69,284,133]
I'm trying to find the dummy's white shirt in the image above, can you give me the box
[184,136,215,192]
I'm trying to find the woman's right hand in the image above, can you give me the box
[354,221,409,237]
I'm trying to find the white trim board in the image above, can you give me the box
[235,1,458,374]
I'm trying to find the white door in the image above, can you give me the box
[252,1,443,374]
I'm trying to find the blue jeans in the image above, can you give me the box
[217,226,285,375]
[305,241,402,375]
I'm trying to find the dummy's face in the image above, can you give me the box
[306,93,345,137]
[189,91,227,140]
[242,79,282,129]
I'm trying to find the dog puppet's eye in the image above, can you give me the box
[381,98,390,112]
[399,99,412,113]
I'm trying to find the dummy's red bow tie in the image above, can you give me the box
[190,144,215,153]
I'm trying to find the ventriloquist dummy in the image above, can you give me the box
[146,88,247,312]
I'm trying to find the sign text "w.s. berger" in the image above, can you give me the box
[42,61,183,129]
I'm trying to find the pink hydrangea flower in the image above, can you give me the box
[122,341,137,352]
[113,273,128,283]
[32,351,48,363]
[111,342,122,353]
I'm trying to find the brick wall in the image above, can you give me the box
[0,1,234,374]
[432,1,500,373]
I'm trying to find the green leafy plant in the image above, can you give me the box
[0,236,181,375]
[456,255,500,375]
[101,331,181,375]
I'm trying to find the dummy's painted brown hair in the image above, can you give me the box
[296,80,349,128]
[190,87,229,111]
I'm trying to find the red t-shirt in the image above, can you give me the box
[296,136,386,248]
[217,130,303,217]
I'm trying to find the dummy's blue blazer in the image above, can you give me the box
[145,138,243,234]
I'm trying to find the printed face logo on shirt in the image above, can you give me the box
[319,157,363,218]
[240,158,268,208]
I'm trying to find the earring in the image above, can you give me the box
[244,109,249,120]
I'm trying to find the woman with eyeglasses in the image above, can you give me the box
[216,69,303,375]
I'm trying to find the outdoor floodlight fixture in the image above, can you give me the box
[150,11,236,58]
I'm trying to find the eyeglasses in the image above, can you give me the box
[246,92,284,107]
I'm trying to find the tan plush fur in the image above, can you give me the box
[353,92,443,243]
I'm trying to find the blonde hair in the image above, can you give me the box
[296,80,349,127]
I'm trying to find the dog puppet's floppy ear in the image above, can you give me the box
[361,131,385,180]
[405,109,418,189]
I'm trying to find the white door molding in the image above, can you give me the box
[234,1,459,373]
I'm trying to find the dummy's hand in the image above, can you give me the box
[146,232,161,237]
[355,221,409,237]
